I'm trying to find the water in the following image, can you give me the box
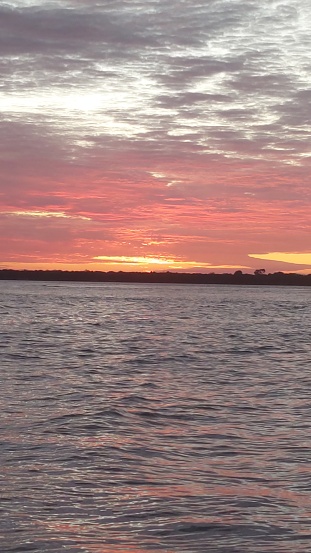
[1,280,311,553]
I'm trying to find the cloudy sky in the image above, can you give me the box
[1,0,311,273]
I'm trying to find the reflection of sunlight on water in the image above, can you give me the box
[36,519,173,553]
[86,547,173,553]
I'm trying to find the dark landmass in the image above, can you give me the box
[0,269,311,286]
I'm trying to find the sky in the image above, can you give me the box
[1,0,311,273]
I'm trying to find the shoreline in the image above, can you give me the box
[1,269,310,286]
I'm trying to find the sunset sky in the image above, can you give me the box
[1,0,311,273]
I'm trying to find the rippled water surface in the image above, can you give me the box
[1,281,311,552]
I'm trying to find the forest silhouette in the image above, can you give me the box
[1,269,310,286]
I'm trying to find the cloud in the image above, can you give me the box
[249,252,311,266]
[0,0,310,271]
[2,210,90,220]
[2,0,311,163]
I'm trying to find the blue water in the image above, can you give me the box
[1,281,311,552]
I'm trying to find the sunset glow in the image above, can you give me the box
[1,0,310,272]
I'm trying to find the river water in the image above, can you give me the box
[1,281,311,552]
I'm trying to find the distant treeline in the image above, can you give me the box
[0,269,311,286]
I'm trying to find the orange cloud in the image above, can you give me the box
[249,252,311,266]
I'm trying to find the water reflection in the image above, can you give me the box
[1,282,311,552]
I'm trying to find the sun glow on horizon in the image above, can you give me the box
[93,255,248,271]
[93,255,176,265]
[0,258,250,273]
